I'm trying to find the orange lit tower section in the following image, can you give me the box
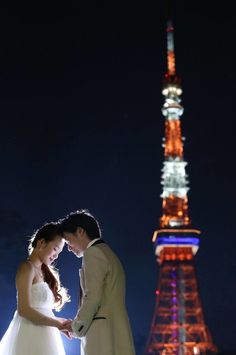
[144,21,218,355]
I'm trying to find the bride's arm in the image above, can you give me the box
[16,262,64,328]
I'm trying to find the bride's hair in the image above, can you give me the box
[28,222,70,311]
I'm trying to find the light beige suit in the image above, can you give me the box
[72,240,135,355]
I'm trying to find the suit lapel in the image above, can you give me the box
[79,239,105,306]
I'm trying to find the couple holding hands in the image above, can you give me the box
[0,210,135,355]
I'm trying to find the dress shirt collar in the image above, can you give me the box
[87,238,101,249]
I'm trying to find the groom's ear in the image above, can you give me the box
[76,227,84,236]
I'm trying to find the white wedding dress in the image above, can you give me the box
[0,281,66,355]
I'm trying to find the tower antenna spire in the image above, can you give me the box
[166,20,176,76]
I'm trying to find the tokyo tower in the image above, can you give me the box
[144,21,218,355]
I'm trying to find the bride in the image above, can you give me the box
[0,222,71,355]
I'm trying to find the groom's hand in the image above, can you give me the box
[61,330,73,340]
[61,329,73,339]
[59,319,73,339]
[60,319,73,331]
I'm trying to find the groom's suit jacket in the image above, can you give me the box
[72,239,135,355]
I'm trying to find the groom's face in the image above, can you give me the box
[63,229,85,258]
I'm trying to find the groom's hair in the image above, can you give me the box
[60,209,101,240]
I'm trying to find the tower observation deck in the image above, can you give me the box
[143,21,218,355]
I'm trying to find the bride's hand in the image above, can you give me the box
[56,317,68,324]
[57,318,73,332]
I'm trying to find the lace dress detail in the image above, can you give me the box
[0,282,66,355]
[31,282,54,308]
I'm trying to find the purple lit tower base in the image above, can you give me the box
[144,230,218,355]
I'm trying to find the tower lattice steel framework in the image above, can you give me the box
[144,21,218,355]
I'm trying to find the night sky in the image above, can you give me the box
[0,1,236,354]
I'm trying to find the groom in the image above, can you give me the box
[59,209,135,355]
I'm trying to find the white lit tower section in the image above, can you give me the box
[160,20,190,230]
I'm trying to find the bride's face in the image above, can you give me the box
[40,236,65,265]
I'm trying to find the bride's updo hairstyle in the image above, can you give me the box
[28,222,70,311]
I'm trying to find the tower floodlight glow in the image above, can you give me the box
[143,20,218,355]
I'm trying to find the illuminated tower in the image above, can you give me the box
[144,21,218,355]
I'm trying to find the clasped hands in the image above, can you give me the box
[58,318,74,339]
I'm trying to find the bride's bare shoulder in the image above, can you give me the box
[16,260,34,278]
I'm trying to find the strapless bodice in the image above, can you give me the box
[30,282,54,309]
